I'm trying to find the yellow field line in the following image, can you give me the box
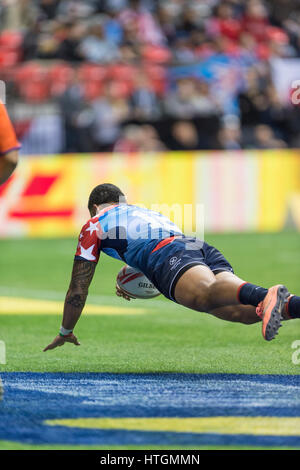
[45,416,300,436]
[0,296,146,315]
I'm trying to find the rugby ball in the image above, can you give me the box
[116,265,161,299]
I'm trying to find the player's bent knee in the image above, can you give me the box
[4,150,18,166]
[191,280,216,312]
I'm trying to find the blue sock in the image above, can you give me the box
[238,283,268,307]
[287,296,300,319]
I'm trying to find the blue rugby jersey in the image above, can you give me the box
[75,204,183,272]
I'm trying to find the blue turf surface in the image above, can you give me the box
[0,372,300,447]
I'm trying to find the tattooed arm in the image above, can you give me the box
[62,259,96,331]
[43,260,96,352]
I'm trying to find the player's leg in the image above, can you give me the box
[208,271,259,324]
[174,265,292,340]
[148,237,299,340]
[174,265,247,313]
[0,150,18,185]
[209,272,298,324]
[209,304,259,324]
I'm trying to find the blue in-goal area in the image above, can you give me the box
[0,372,300,447]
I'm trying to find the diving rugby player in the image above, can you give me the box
[44,183,300,351]
[0,102,20,185]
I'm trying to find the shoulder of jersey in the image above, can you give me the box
[82,215,99,227]
[76,216,102,262]
[79,216,102,237]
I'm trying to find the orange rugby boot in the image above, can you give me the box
[256,285,290,341]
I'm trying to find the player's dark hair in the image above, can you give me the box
[88,183,125,213]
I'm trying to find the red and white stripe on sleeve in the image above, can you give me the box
[75,217,102,263]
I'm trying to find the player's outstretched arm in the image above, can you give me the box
[43,259,96,351]
[0,149,18,185]
[0,103,20,184]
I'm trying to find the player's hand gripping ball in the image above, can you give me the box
[116,265,161,300]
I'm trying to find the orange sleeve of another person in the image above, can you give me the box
[0,103,21,156]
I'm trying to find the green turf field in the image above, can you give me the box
[0,232,300,449]
[1,232,300,374]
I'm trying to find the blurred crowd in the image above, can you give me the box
[1,0,300,153]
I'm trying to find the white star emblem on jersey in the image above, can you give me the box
[85,221,99,235]
[79,243,96,261]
